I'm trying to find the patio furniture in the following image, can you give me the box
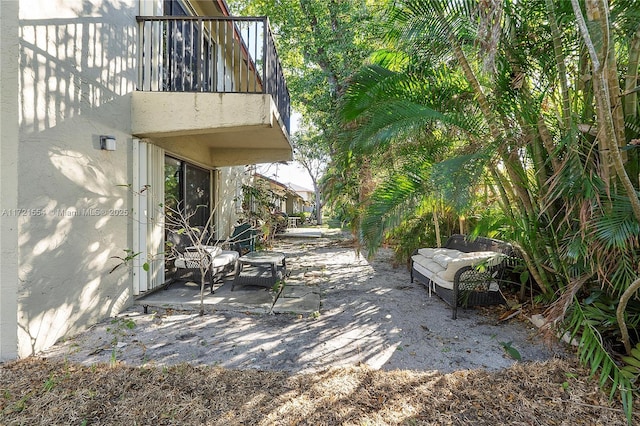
[287,216,300,228]
[232,251,286,291]
[411,234,514,319]
[172,245,239,293]
[166,227,239,293]
[228,222,257,255]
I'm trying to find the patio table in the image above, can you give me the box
[232,251,286,291]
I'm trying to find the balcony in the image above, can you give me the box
[132,16,292,167]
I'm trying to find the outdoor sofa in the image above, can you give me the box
[411,234,515,319]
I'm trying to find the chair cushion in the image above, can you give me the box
[198,245,222,258]
[437,251,505,281]
[211,250,239,268]
[411,254,445,274]
[417,247,460,258]
[176,246,224,269]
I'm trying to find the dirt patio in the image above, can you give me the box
[1,230,635,425]
[38,230,565,372]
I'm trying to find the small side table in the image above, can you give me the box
[232,251,286,291]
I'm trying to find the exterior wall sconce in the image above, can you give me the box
[100,135,116,151]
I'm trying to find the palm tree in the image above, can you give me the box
[334,0,640,418]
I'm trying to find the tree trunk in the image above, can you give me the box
[616,276,640,355]
[545,0,572,131]
[313,178,323,225]
[433,205,441,247]
[573,0,640,223]
[624,25,640,119]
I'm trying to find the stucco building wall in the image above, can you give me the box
[0,0,20,361]
[17,0,137,357]
[3,0,290,359]
[216,166,249,238]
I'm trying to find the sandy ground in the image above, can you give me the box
[39,233,568,373]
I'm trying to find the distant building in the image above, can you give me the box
[252,174,306,215]
[285,182,315,214]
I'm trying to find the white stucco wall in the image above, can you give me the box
[216,166,250,238]
[1,0,20,361]
[17,0,137,357]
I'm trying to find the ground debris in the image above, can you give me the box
[0,358,633,425]
[6,234,633,424]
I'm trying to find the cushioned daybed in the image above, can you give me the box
[411,234,514,319]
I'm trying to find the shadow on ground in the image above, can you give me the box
[39,230,567,373]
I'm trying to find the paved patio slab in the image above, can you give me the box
[135,280,277,314]
[272,284,321,314]
[135,265,323,315]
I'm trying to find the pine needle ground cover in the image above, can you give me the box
[1,357,635,425]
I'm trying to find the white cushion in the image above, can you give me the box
[176,246,225,269]
[417,247,460,259]
[174,258,188,269]
[411,254,445,274]
[197,245,222,258]
[437,252,505,281]
[413,262,454,290]
[432,252,464,269]
[211,250,239,268]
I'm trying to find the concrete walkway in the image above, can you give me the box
[281,227,344,238]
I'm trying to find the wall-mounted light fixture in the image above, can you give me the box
[100,135,116,151]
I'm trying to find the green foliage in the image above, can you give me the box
[361,164,429,254]
[229,0,383,229]
[42,373,57,392]
[107,317,136,345]
[231,0,640,420]
[291,126,328,224]
[566,301,636,422]
[108,249,142,274]
[241,182,285,246]
[386,213,437,265]
[499,341,522,361]
[331,0,640,420]
[621,343,640,386]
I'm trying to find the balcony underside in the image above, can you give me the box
[132,91,292,167]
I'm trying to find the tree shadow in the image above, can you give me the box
[17,1,137,356]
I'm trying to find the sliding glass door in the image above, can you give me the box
[164,155,212,229]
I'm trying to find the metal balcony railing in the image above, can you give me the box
[136,16,290,133]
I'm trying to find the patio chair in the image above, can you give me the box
[228,222,257,255]
[166,227,239,293]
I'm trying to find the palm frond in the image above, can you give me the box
[361,161,431,254]
[566,301,636,423]
[594,196,640,251]
[429,151,492,212]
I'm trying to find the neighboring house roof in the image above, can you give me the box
[286,182,314,193]
[285,182,315,204]
[254,173,304,201]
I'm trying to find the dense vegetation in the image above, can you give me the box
[230,0,640,420]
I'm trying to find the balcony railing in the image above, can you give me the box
[137,16,290,133]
